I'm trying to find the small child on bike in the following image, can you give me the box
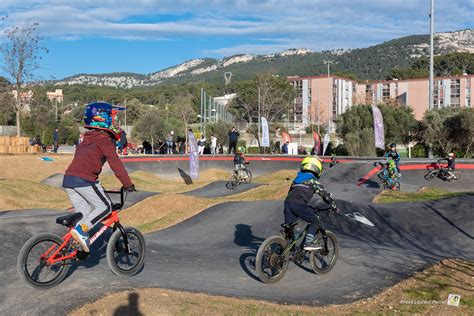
[385,143,400,173]
[284,156,339,251]
[438,153,456,180]
[234,146,249,178]
[62,102,135,252]
[385,159,399,186]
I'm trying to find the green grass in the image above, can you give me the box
[373,187,473,204]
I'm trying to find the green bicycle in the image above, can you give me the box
[255,206,339,284]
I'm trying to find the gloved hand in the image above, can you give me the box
[124,184,136,192]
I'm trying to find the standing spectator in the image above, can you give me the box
[272,128,281,154]
[282,141,289,154]
[198,134,206,155]
[166,131,174,155]
[228,127,239,154]
[142,140,152,154]
[210,134,218,155]
[53,128,60,153]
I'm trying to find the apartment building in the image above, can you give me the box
[288,75,356,131]
[288,74,474,126]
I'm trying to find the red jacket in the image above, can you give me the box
[65,130,132,187]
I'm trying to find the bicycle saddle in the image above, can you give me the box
[56,213,83,227]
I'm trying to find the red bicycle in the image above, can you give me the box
[17,188,146,289]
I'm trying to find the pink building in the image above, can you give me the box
[289,74,474,125]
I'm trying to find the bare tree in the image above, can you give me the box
[172,94,196,151]
[0,18,48,136]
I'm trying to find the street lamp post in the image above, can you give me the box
[323,60,334,133]
[429,0,434,111]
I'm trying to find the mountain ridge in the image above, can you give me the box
[55,29,473,88]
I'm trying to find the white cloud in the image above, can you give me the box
[0,0,472,51]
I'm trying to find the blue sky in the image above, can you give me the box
[0,0,472,80]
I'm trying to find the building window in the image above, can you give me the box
[466,78,471,108]
[365,85,373,103]
[382,83,390,101]
[450,79,460,107]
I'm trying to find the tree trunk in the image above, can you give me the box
[16,109,21,137]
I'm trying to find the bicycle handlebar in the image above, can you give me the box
[105,187,135,210]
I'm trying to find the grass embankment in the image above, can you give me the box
[72,258,474,315]
[119,169,295,233]
[373,187,473,204]
[0,179,69,210]
[99,168,230,193]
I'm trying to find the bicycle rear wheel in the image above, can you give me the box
[106,226,146,276]
[255,236,289,284]
[17,233,70,289]
[309,230,338,274]
[243,169,253,184]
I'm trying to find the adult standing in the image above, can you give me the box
[166,131,174,155]
[53,128,59,153]
[198,134,206,155]
[272,128,281,154]
[228,127,239,154]
[210,134,218,155]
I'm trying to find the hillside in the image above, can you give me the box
[55,29,473,88]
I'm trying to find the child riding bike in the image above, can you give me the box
[62,102,135,252]
[284,156,339,251]
[234,146,249,179]
[438,153,457,180]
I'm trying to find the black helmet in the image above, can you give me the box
[390,143,396,148]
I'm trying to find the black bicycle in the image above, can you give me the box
[424,162,461,181]
[255,206,339,284]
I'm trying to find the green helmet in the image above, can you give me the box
[387,159,396,168]
[237,146,246,153]
[300,156,323,178]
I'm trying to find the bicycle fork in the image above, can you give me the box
[113,222,132,254]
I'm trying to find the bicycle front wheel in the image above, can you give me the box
[452,172,462,181]
[424,170,438,180]
[255,236,289,284]
[243,169,252,184]
[392,181,401,191]
[309,230,339,274]
[226,173,238,189]
[17,233,70,289]
[106,227,146,276]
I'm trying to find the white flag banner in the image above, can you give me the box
[188,130,199,179]
[372,105,385,150]
[322,133,330,156]
[261,116,270,147]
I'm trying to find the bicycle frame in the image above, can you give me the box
[43,189,129,265]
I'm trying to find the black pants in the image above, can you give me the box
[273,141,281,154]
[229,141,237,154]
[284,201,318,237]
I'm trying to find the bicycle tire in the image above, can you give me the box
[106,227,146,276]
[393,182,401,191]
[243,170,253,184]
[255,236,289,284]
[226,173,238,189]
[424,170,437,180]
[309,230,339,275]
[452,172,462,181]
[17,233,70,289]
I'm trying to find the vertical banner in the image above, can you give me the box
[313,131,321,155]
[282,131,291,143]
[322,133,330,156]
[188,130,199,179]
[372,105,385,149]
[261,117,270,147]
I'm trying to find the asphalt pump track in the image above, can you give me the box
[1,158,473,315]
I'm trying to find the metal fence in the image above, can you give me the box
[0,126,16,136]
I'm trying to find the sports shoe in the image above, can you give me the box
[71,224,90,252]
[303,242,323,251]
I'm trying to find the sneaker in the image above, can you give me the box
[71,224,90,252]
[303,242,323,251]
